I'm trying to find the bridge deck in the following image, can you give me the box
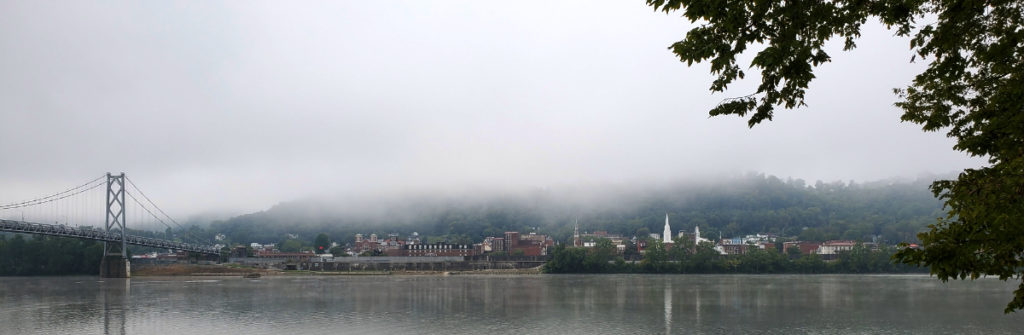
[0,219,219,255]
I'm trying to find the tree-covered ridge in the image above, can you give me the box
[203,174,944,248]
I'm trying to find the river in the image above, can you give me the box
[1,274,1022,334]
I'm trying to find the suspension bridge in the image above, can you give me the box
[0,173,220,277]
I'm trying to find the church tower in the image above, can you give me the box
[663,214,673,244]
[573,217,582,247]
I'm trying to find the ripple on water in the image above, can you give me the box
[3,275,1024,334]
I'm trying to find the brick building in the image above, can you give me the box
[402,243,478,257]
[500,231,553,256]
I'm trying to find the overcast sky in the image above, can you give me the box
[0,1,985,219]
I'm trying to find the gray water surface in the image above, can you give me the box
[2,274,1021,334]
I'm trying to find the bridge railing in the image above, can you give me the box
[0,219,219,255]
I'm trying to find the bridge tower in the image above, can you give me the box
[100,172,130,278]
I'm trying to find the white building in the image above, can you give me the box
[818,240,857,255]
[695,226,712,245]
[663,214,673,244]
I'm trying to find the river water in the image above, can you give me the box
[1,274,1022,334]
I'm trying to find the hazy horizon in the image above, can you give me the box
[191,171,951,227]
[0,1,985,221]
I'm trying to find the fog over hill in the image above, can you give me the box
[205,173,946,247]
[0,1,985,220]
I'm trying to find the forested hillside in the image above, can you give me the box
[204,174,945,247]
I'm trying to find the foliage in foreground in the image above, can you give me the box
[647,0,1024,312]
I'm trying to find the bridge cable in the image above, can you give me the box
[125,177,205,244]
[125,177,186,230]
[0,181,105,210]
[125,192,176,234]
[0,175,105,209]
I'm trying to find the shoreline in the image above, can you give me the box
[130,263,544,277]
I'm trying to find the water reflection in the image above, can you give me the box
[694,284,701,328]
[102,279,129,335]
[663,280,671,335]
[2,275,1023,334]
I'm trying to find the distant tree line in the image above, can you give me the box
[544,238,924,274]
[0,234,104,276]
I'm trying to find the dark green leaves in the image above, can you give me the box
[651,0,1024,312]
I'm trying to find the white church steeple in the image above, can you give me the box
[663,213,672,244]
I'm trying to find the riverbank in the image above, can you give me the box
[132,264,279,277]
[131,264,544,277]
[392,265,544,276]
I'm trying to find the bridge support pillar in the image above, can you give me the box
[100,256,131,278]
[101,173,130,278]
